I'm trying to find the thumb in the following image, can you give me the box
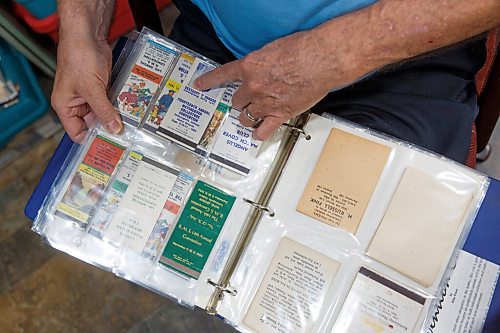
[85,86,123,134]
[252,116,283,141]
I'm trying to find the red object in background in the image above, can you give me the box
[13,0,171,42]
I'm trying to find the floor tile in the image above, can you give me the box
[0,224,56,290]
[0,255,167,333]
[0,124,60,241]
[128,304,237,333]
[0,261,10,294]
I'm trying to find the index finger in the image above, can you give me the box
[194,60,242,91]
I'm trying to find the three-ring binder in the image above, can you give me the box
[205,113,311,315]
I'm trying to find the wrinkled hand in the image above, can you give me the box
[51,35,122,143]
[195,29,357,140]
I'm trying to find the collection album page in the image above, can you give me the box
[216,114,488,333]
[34,120,286,309]
[33,28,290,309]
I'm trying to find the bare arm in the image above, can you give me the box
[58,0,115,42]
[52,0,121,143]
[195,0,500,140]
[318,0,500,85]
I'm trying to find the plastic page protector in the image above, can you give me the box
[144,53,195,133]
[332,267,425,333]
[89,151,144,239]
[160,181,236,279]
[114,40,177,125]
[55,135,125,225]
[297,128,391,234]
[367,167,473,287]
[157,58,225,150]
[104,156,179,253]
[208,108,261,175]
[244,237,341,333]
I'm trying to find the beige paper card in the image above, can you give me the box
[243,237,340,333]
[297,128,391,234]
[366,167,473,287]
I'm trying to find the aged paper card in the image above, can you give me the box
[332,267,425,333]
[243,237,341,333]
[297,128,391,234]
[367,167,473,287]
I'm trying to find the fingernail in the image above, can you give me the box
[194,78,202,89]
[106,119,123,134]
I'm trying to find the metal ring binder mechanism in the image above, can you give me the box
[207,278,238,296]
[281,121,312,140]
[243,198,275,217]
[205,113,311,315]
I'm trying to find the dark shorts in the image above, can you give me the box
[169,0,486,163]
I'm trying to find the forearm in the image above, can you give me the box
[316,0,500,85]
[58,0,115,41]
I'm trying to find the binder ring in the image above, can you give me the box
[243,198,275,217]
[207,278,237,296]
[281,123,311,140]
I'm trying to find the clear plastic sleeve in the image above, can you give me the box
[34,28,289,309]
[215,114,489,333]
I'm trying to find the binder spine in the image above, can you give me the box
[204,112,311,315]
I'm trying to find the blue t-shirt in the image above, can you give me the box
[192,0,377,58]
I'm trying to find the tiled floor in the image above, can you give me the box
[0,4,498,333]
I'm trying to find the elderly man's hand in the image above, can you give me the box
[194,0,500,141]
[51,35,123,143]
[194,28,360,140]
